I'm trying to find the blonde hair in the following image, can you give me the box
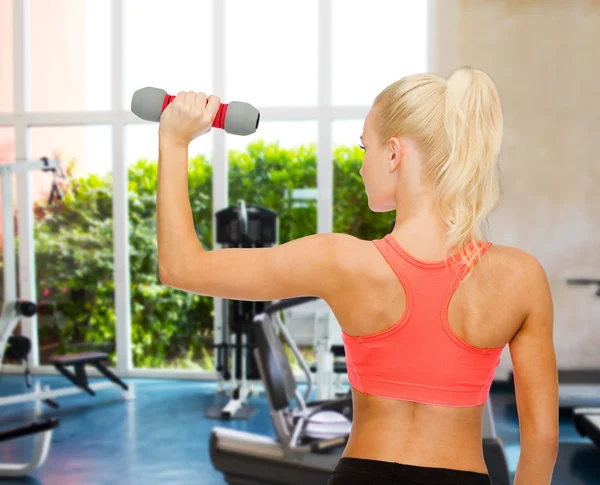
[374,66,503,270]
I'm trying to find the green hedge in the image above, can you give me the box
[0,141,392,369]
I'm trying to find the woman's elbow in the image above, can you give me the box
[158,263,176,286]
[520,429,559,448]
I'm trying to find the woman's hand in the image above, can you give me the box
[159,91,221,147]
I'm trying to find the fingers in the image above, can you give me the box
[205,94,221,121]
[173,91,220,123]
[175,91,201,111]
[194,92,207,109]
[176,91,187,107]
[184,91,198,111]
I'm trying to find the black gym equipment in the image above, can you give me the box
[1,300,132,410]
[210,297,511,485]
[1,156,131,475]
[569,279,600,450]
[206,200,279,419]
[265,297,353,420]
[568,279,600,297]
[50,352,129,397]
[574,408,600,450]
[507,277,600,413]
[0,418,60,477]
[0,306,59,477]
[542,279,600,412]
[2,161,133,409]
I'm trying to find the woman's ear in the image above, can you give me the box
[389,137,403,171]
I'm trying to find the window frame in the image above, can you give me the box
[0,0,430,378]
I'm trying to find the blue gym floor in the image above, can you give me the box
[0,375,598,485]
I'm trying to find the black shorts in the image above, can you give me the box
[328,457,492,485]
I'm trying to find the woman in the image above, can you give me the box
[156,67,559,485]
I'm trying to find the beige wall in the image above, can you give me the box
[432,0,600,375]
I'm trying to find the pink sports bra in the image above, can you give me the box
[342,234,505,407]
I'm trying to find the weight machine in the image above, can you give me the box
[205,200,278,419]
[569,279,600,450]
[1,157,132,410]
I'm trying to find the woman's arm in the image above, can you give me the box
[509,258,559,485]
[156,90,349,303]
[156,91,220,272]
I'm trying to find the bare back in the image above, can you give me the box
[325,235,546,474]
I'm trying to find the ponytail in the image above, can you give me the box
[436,67,503,269]
[374,67,503,272]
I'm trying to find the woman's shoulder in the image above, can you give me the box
[484,244,549,289]
[486,244,545,270]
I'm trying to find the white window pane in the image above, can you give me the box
[124,0,213,110]
[0,0,13,112]
[30,125,112,178]
[0,127,16,271]
[125,125,213,166]
[226,121,317,153]
[0,126,15,162]
[332,0,428,106]
[86,126,113,176]
[332,119,365,149]
[126,126,214,370]
[29,126,114,365]
[226,0,318,107]
[29,0,111,111]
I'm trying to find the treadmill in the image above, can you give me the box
[574,408,600,449]
[506,278,600,414]
[508,279,600,412]
[569,279,600,450]
[210,297,511,485]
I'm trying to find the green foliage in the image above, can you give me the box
[228,140,318,241]
[333,144,390,238]
[0,141,392,369]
